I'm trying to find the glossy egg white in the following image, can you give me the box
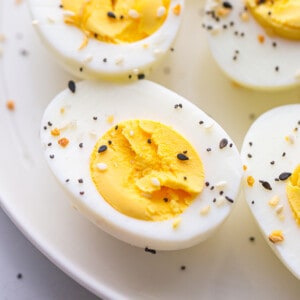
[203,0,300,89]
[241,104,300,278]
[40,80,242,250]
[28,0,184,80]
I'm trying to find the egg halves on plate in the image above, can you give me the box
[203,0,300,89]
[241,104,300,278]
[40,80,243,250]
[28,0,184,80]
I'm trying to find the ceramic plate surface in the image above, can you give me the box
[1,1,300,299]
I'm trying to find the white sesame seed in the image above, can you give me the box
[295,70,300,80]
[172,218,181,229]
[216,196,226,207]
[285,134,295,144]
[0,34,6,42]
[153,48,164,56]
[128,9,140,19]
[151,177,160,187]
[83,55,93,64]
[97,163,108,171]
[115,55,124,65]
[276,205,284,215]
[215,180,227,189]
[157,6,166,18]
[47,16,55,23]
[129,130,134,136]
[200,205,211,215]
[132,68,139,75]
[204,122,215,130]
[63,10,76,17]
[32,19,39,26]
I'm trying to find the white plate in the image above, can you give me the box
[1,1,300,299]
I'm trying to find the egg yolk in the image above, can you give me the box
[90,120,204,221]
[286,164,300,224]
[246,0,300,40]
[61,0,170,44]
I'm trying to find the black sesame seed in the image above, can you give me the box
[282,152,286,157]
[247,153,252,158]
[177,153,189,161]
[47,143,52,147]
[79,67,83,72]
[147,139,152,144]
[107,11,116,19]
[206,148,212,152]
[205,182,210,187]
[93,116,98,120]
[48,121,52,126]
[108,140,112,145]
[220,191,224,195]
[137,73,145,80]
[199,120,204,125]
[184,176,187,180]
[219,138,228,149]
[213,198,216,203]
[79,142,83,148]
[103,58,107,63]
[270,160,275,165]
[210,186,215,190]
[275,66,279,72]
[17,273,23,279]
[163,197,169,202]
[115,125,119,130]
[65,179,70,183]
[259,180,272,190]
[249,236,255,242]
[279,172,292,181]
[180,265,186,271]
[49,154,55,159]
[43,126,47,130]
[225,196,234,203]
[98,145,108,153]
[79,191,85,195]
[223,1,233,9]
[251,200,255,204]
[78,178,83,183]
[145,247,156,254]
[68,80,76,93]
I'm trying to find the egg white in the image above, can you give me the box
[203,0,300,89]
[241,104,300,278]
[41,80,242,250]
[28,0,184,80]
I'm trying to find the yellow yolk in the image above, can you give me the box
[61,0,171,44]
[90,120,204,221]
[246,0,300,40]
[286,164,300,224]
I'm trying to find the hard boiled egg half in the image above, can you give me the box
[28,0,184,80]
[40,80,243,250]
[241,104,300,278]
[203,0,300,89]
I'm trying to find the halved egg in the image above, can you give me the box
[203,0,300,89]
[241,104,300,278]
[40,79,243,250]
[28,0,184,80]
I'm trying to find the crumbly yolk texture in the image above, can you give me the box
[246,0,300,40]
[61,0,170,43]
[286,164,300,224]
[90,120,204,221]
